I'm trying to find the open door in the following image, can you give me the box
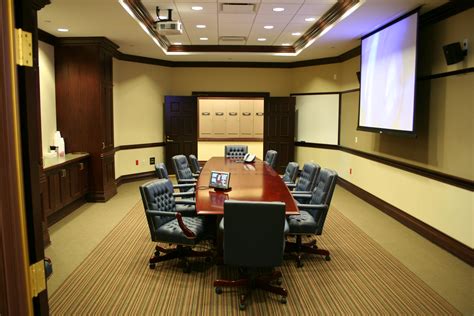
[164,96,198,174]
[1,0,49,314]
[264,97,296,174]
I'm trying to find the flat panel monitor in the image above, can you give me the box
[209,171,231,190]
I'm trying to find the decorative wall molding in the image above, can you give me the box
[116,171,155,187]
[115,142,165,152]
[337,177,474,266]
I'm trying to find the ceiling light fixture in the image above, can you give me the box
[282,43,290,46]
[305,17,316,22]
[196,24,206,29]
[273,7,284,12]
[200,37,208,41]
[57,28,69,32]
[264,25,274,29]
[291,32,301,36]
[257,38,266,41]
[174,42,182,45]
[191,6,203,11]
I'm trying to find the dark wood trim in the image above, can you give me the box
[339,146,473,191]
[340,88,360,94]
[116,171,155,187]
[199,138,263,142]
[42,154,90,172]
[293,142,473,191]
[337,177,474,266]
[38,28,56,46]
[338,93,341,145]
[192,91,270,97]
[46,197,87,226]
[294,142,339,150]
[115,142,165,152]
[290,91,341,96]
[419,1,474,27]
[116,51,173,67]
[55,37,119,55]
[32,0,50,10]
[419,67,474,81]
[168,44,295,54]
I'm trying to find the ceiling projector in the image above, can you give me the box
[155,21,183,35]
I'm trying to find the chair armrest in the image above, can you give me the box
[178,178,198,183]
[146,210,196,239]
[192,173,200,178]
[286,183,296,188]
[175,199,195,205]
[173,183,196,190]
[173,191,195,199]
[297,204,327,211]
[292,193,311,200]
[291,191,312,195]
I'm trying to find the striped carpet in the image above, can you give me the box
[49,201,459,315]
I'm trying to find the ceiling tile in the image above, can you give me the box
[296,3,333,16]
[257,3,302,15]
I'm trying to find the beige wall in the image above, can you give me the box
[295,147,472,247]
[168,67,291,96]
[38,41,57,155]
[290,63,340,93]
[198,141,264,161]
[113,59,171,177]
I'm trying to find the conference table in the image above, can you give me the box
[195,157,299,215]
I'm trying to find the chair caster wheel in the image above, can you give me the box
[280,296,287,304]
[239,303,246,310]
[325,255,331,261]
[239,295,246,310]
[215,287,223,294]
[149,263,156,269]
[296,261,303,268]
[276,278,282,286]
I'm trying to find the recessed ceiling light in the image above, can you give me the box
[257,38,266,41]
[196,24,206,29]
[200,37,208,41]
[291,32,301,36]
[273,7,284,12]
[191,6,203,11]
[282,43,290,46]
[264,25,274,30]
[174,42,182,45]
[158,15,168,20]
[57,28,69,32]
[305,17,316,22]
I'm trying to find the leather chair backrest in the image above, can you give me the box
[309,168,338,234]
[295,162,320,191]
[172,155,194,180]
[224,145,248,158]
[264,150,278,168]
[139,179,176,240]
[223,200,286,267]
[282,162,299,183]
[188,154,200,173]
[155,162,169,179]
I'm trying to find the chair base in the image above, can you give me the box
[285,236,330,267]
[214,269,287,310]
[149,244,212,273]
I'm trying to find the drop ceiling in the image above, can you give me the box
[37,0,447,62]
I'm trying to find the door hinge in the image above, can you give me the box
[15,28,33,67]
[29,260,46,297]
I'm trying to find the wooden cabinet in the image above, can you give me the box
[40,154,89,227]
[55,38,118,201]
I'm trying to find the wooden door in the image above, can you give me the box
[164,96,198,173]
[264,97,296,174]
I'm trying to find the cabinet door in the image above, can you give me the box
[253,99,264,138]
[226,100,240,137]
[101,152,116,201]
[59,167,72,206]
[239,100,254,137]
[69,161,88,200]
[46,171,61,216]
[199,100,213,138]
[212,100,226,137]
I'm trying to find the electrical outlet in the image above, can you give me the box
[150,157,155,165]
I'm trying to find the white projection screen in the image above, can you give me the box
[295,94,339,144]
[359,11,418,134]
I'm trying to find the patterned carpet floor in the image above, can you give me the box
[49,201,459,315]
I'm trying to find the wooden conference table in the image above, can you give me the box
[195,157,299,216]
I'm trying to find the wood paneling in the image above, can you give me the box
[55,38,118,201]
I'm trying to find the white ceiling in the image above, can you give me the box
[37,0,447,62]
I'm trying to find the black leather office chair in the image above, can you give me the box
[287,162,320,192]
[155,162,195,193]
[214,200,288,310]
[282,162,299,184]
[286,168,338,267]
[188,154,202,174]
[140,179,212,272]
[172,155,199,185]
[264,150,278,169]
[224,145,248,158]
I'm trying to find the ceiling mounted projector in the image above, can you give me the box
[154,7,183,35]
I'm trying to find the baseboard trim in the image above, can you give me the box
[116,171,155,187]
[337,177,474,266]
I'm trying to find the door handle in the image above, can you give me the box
[166,136,174,143]
[102,142,105,149]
